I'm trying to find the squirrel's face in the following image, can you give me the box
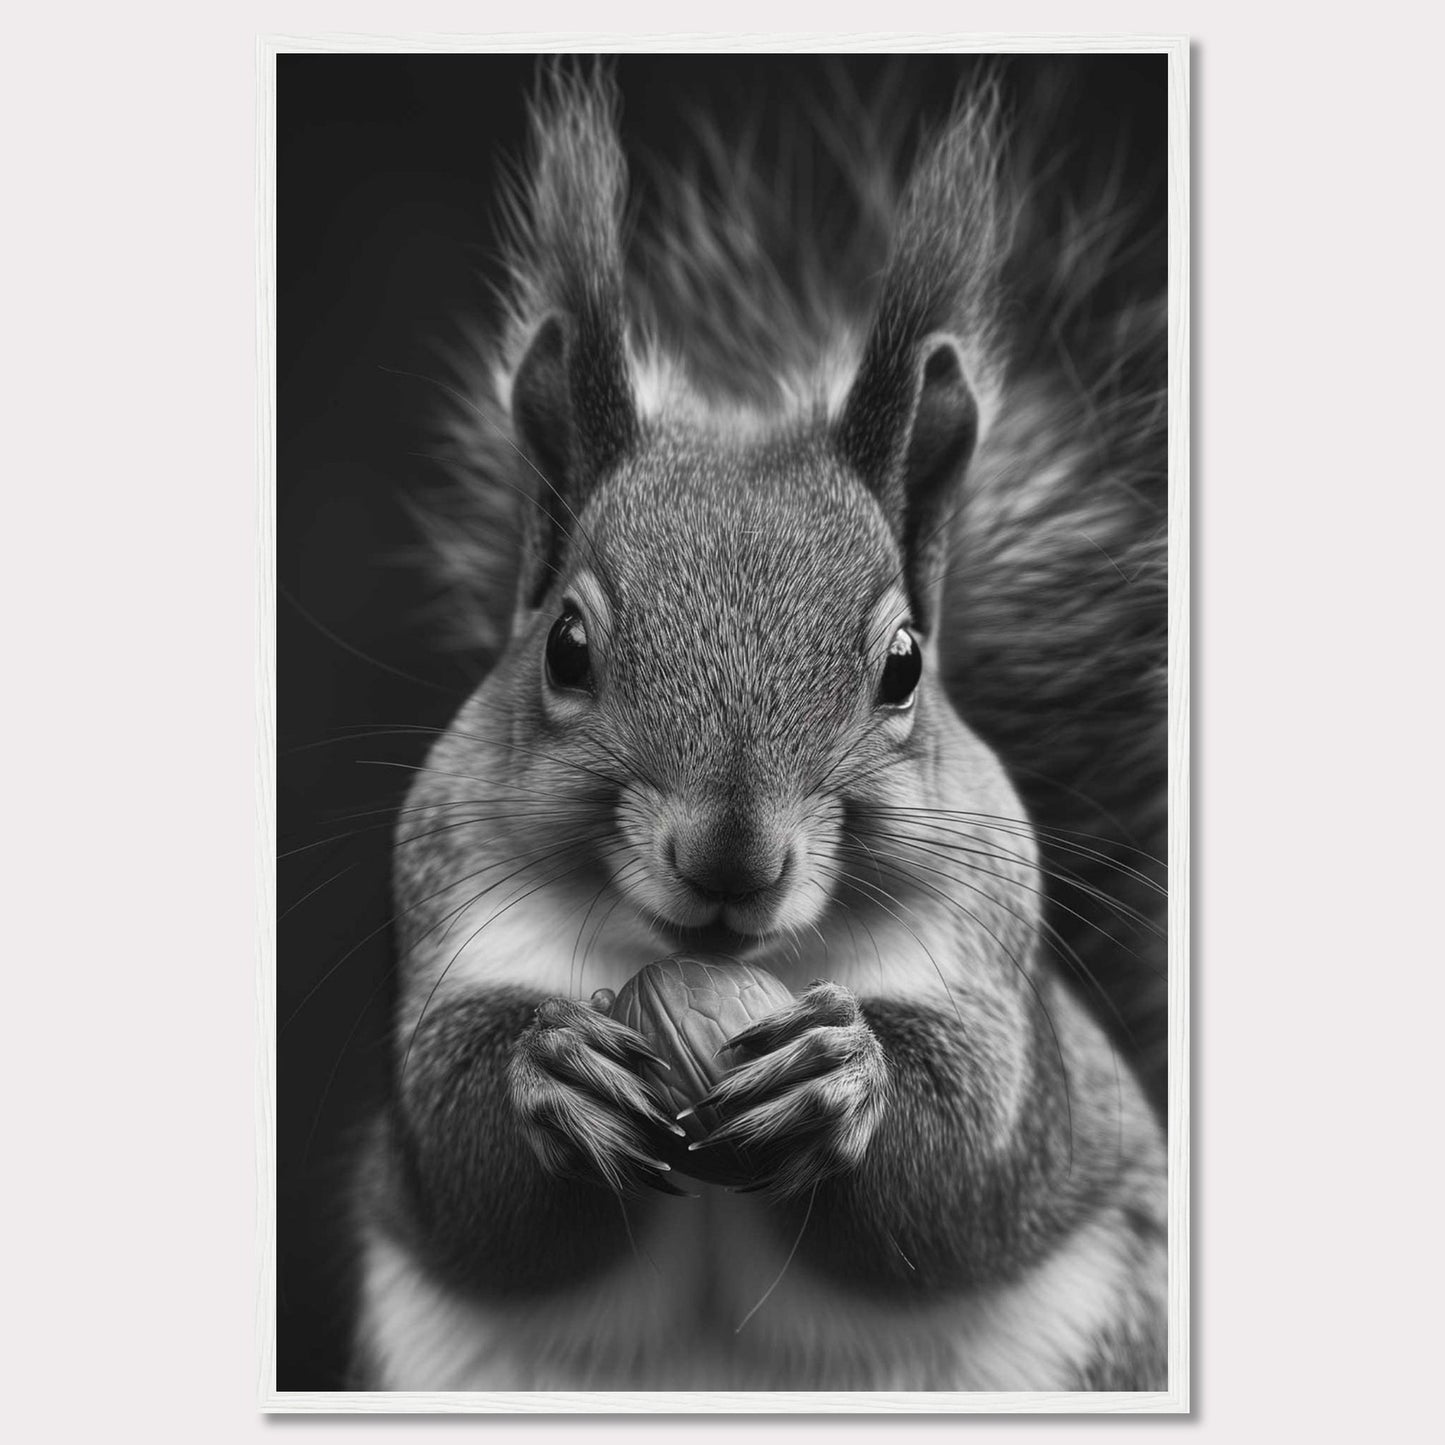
[516,435,962,951]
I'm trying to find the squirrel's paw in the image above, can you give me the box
[688,981,888,1198]
[509,996,690,1197]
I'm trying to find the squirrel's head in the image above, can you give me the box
[488,291,1002,953]
[436,71,1031,962]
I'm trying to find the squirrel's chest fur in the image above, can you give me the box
[358,1171,1151,1392]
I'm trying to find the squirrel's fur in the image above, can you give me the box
[361,60,1169,1392]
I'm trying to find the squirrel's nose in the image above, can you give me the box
[668,828,788,903]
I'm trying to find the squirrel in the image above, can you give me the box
[349,59,1170,1392]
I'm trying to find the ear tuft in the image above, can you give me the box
[509,308,639,612]
[907,341,979,510]
[510,316,580,611]
[503,68,639,616]
[512,315,571,488]
[837,334,980,631]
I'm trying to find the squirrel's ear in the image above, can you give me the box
[510,310,639,611]
[836,334,979,633]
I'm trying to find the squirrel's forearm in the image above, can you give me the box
[379,989,643,1300]
[788,982,1123,1297]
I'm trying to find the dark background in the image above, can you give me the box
[276,51,1166,1391]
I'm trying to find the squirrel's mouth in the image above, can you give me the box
[648,914,766,957]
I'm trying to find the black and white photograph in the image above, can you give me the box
[274,45,1184,1405]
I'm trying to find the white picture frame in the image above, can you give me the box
[258,32,1189,1414]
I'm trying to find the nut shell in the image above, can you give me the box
[610,954,794,1184]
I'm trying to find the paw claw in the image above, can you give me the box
[675,984,888,1192]
[511,995,698,1193]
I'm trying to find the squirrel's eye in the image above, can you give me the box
[877,627,921,708]
[545,609,592,692]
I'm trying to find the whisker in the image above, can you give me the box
[986,761,1155,853]
[427,831,628,951]
[279,861,360,922]
[279,579,463,698]
[290,730,629,802]
[868,803,1168,881]
[855,817,1165,950]
[379,361,614,589]
[283,825,616,1031]
[564,856,650,994]
[400,847,628,1087]
[734,1181,817,1334]
[578,861,648,987]
[282,803,580,865]
[317,720,661,799]
[829,844,1075,1164]
[827,849,962,1025]
[832,839,1139,1051]
[358,751,626,799]
[302,961,395,1169]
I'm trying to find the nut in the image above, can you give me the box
[610,954,794,1184]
